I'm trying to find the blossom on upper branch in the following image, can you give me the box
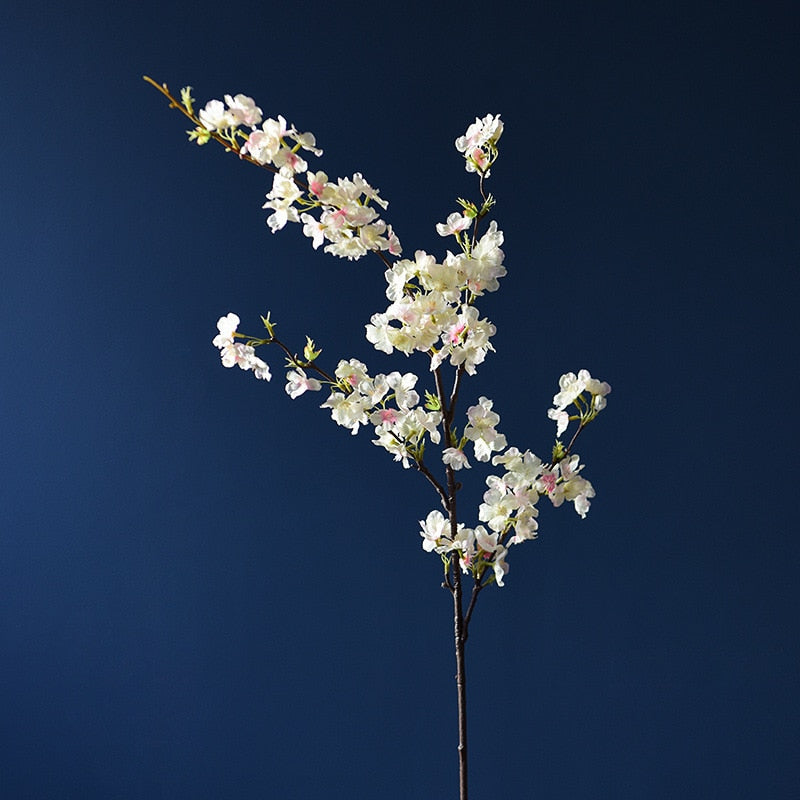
[464,396,507,462]
[455,113,503,176]
[431,305,496,376]
[241,115,321,176]
[224,94,263,127]
[436,212,472,237]
[212,313,271,380]
[286,368,322,398]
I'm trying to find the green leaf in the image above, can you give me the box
[303,336,322,362]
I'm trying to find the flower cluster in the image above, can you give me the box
[318,360,442,469]
[420,510,509,587]
[212,313,271,380]
[191,91,321,178]
[270,170,401,261]
[185,89,399,261]
[197,94,263,133]
[455,113,504,176]
[416,371,606,586]
[547,369,612,436]
[365,219,505,375]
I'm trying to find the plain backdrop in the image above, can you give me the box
[1,1,798,797]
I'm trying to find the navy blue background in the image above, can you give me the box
[2,1,798,797]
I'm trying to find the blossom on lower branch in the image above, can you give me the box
[210,312,611,586]
[419,510,509,587]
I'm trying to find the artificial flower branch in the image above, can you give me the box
[147,77,611,800]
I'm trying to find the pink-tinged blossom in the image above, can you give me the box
[442,447,471,470]
[475,526,501,555]
[241,128,280,165]
[436,212,471,237]
[273,147,308,176]
[537,470,558,496]
[212,313,270,379]
[433,306,496,375]
[343,204,378,227]
[224,94,263,127]
[217,341,271,381]
[306,171,329,197]
[452,527,477,574]
[386,227,402,256]
[455,114,504,154]
[335,359,371,390]
[455,114,503,175]
[285,368,322,399]
[371,408,398,427]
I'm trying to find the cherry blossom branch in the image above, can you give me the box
[151,87,612,800]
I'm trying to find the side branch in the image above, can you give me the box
[415,460,449,509]
[143,76,281,175]
[462,578,484,643]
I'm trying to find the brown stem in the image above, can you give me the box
[452,562,469,800]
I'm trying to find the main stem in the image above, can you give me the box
[452,562,469,800]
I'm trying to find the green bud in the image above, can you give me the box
[456,197,479,218]
[187,127,211,145]
[552,440,567,463]
[260,312,276,338]
[180,86,195,115]
[479,194,496,217]
[424,390,441,411]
